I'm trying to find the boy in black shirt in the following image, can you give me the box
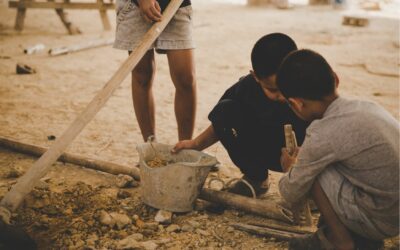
[173,33,309,197]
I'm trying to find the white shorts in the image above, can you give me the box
[113,1,194,52]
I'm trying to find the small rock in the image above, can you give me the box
[227,226,235,233]
[16,63,36,74]
[143,222,159,230]
[74,239,85,248]
[86,234,98,247]
[109,212,132,229]
[141,240,158,250]
[154,210,172,224]
[6,167,23,178]
[181,224,194,232]
[188,220,201,228]
[117,237,141,249]
[127,233,144,241]
[99,210,115,227]
[141,229,154,237]
[117,190,131,199]
[166,224,180,233]
[195,228,210,236]
[116,174,138,188]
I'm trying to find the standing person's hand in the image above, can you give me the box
[172,140,198,153]
[137,0,162,22]
[280,147,299,173]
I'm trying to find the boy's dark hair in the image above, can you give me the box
[251,33,297,78]
[277,49,336,100]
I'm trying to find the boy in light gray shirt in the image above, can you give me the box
[277,49,399,250]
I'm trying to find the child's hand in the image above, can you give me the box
[280,147,299,173]
[172,140,198,154]
[137,0,162,22]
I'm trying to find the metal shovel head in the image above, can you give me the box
[137,142,218,212]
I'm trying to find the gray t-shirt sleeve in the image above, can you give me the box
[279,128,336,204]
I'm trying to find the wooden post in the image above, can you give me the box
[14,0,29,31]
[0,0,184,213]
[51,0,81,35]
[98,0,111,30]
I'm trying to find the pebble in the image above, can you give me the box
[109,212,132,229]
[117,190,131,199]
[181,224,194,232]
[227,226,235,233]
[141,240,158,250]
[142,222,159,230]
[154,210,172,224]
[188,220,201,228]
[195,228,210,236]
[6,167,23,178]
[99,210,115,227]
[166,224,180,233]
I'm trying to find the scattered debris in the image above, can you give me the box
[47,135,56,141]
[146,157,172,168]
[16,63,36,74]
[24,44,45,54]
[154,210,172,224]
[342,15,369,27]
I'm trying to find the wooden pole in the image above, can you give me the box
[48,38,114,56]
[0,0,184,212]
[199,188,293,224]
[0,136,140,180]
[14,0,29,31]
[53,0,82,35]
[231,223,307,241]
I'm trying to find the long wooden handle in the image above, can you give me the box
[0,0,184,212]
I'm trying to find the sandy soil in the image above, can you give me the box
[0,1,399,249]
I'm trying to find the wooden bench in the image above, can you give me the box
[8,0,115,34]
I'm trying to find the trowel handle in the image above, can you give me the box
[284,124,297,155]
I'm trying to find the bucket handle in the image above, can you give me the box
[207,177,257,199]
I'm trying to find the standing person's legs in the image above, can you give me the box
[166,49,196,140]
[131,49,156,141]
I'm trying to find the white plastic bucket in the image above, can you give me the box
[137,142,218,212]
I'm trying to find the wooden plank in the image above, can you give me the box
[9,1,115,10]
[0,0,184,213]
[0,136,140,180]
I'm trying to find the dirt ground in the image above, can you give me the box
[0,0,399,249]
